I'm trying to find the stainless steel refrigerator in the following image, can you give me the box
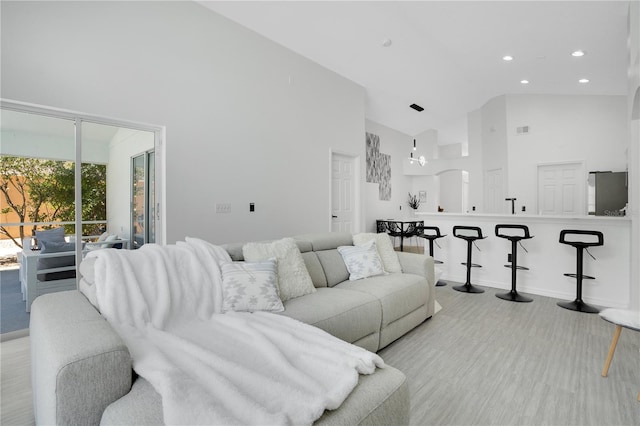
[588,171,628,216]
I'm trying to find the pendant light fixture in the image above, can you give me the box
[408,139,427,166]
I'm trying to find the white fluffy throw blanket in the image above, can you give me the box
[87,238,384,425]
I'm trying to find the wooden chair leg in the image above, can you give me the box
[602,325,622,377]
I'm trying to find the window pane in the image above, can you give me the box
[0,108,75,247]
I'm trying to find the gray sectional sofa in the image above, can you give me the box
[30,232,435,425]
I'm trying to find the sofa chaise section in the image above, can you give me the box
[31,291,409,425]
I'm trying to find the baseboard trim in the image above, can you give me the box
[1,328,29,342]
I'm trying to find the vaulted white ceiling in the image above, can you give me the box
[199,1,629,145]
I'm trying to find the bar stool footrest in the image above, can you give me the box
[452,283,485,293]
[557,299,599,314]
[434,259,444,264]
[496,290,533,303]
[461,262,482,268]
[504,265,530,270]
[563,273,595,279]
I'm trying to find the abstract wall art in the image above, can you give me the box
[366,132,392,200]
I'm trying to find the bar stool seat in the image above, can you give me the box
[558,229,603,313]
[452,226,485,294]
[417,226,447,287]
[495,224,533,303]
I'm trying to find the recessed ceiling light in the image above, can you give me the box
[520,79,530,84]
[382,38,392,47]
[579,78,590,83]
[502,55,514,61]
[571,50,586,57]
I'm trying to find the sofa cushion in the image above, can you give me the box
[315,365,409,426]
[223,240,313,261]
[38,241,76,269]
[279,287,381,347]
[102,367,409,426]
[295,232,353,251]
[337,240,386,281]
[335,273,428,327]
[353,232,402,273]
[301,252,327,288]
[37,241,76,281]
[315,249,350,287]
[243,238,316,301]
[221,260,284,313]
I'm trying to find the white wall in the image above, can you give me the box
[1,1,366,244]
[628,1,640,310]
[106,129,154,240]
[363,119,413,231]
[505,94,628,213]
[438,170,463,213]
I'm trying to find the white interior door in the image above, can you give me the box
[537,162,584,215]
[484,168,504,213]
[331,153,355,232]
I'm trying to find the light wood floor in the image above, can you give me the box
[2,284,639,425]
[380,283,640,425]
[1,335,33,425]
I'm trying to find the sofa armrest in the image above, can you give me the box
[396,252,435,287]
[30,291,132,425]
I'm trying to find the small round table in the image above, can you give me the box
[599,308,640,401]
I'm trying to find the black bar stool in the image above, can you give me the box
[452,226,485,294]
[558,229,604,313]
[417,226,447,286]
[495,224,533,303]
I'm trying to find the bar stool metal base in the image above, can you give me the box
[453,283,485,293]
[434,258,447,286]
[496,290,533,303]
[557,299,599,314]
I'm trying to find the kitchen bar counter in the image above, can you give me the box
[414,212,631,308]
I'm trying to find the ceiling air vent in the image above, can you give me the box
[516,125,530,135]
[410,103,424,112]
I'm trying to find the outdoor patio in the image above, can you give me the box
[1,268,30,336]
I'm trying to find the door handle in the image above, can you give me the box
[332,215,338,218]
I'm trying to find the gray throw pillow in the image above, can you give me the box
[35,227,66,246]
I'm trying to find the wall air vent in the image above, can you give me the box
[516,125,530,135]
[410,103,424,112]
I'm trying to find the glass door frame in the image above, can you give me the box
[1,99,165,279]
[131,149,155,248]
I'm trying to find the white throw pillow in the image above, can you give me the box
[242,238,316,302]
[221,260,284,313]
[97,231,110,242]
[353,232,402,273]
[337,240,386,281]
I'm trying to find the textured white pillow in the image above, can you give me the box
[353,232,402,273]
[337,240,386,281]
[242,238,316,302]
[221,260,284,312]
[97,231,110,242]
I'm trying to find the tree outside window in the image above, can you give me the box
[0,156,106,249]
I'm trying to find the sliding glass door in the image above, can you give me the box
[131,150,155,249]
[1,100,163,304]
